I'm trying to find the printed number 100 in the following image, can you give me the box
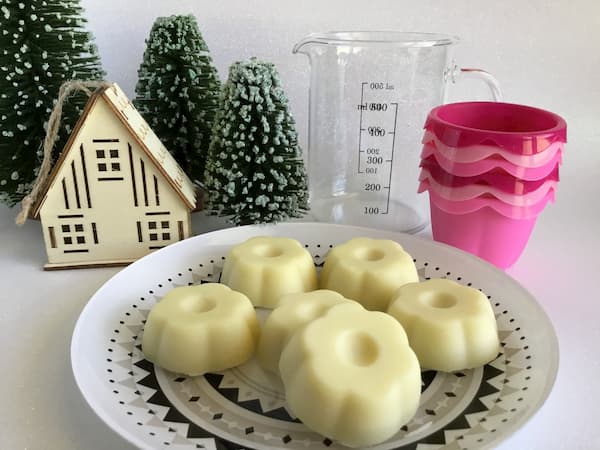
[364,207,380,215]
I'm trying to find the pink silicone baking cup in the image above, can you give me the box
[421,130,564,167]
[424,101,567,155]
[427,187,554,219]
[418,176,558,207]
[430,201,537,269]
[420,150,561,180]
[418,163,560,194]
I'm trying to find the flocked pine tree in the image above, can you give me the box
[0,0,104,206]
[204,58,309,225]
[134,15,221,185]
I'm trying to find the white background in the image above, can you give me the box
[84,0,600,160]
[1,0,600,449]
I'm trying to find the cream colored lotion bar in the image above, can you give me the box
[221,236,318,308]
[320,237,418,311]
[279,302,421,448]
[142,283,259,376]
[388,279,500,372]
[257,289,350,374]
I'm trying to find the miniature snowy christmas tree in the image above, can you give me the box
[134,15,221,186]
[204,58,309,225]
[0,0,104,206]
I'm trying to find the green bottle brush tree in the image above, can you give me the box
[0,0,104,206]
[204,58,309,225]
[134,14,221,187]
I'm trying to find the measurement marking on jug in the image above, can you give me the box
[384,102,399,214]
[357,82,367,174]
[368,82,395,90]
[357,80,399,216]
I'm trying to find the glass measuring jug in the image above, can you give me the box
[294,31,501,233]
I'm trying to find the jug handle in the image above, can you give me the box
[447,65,503,101]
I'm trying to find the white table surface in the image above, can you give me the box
[1,158,599,450]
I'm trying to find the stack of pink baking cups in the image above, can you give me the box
[418,102,567,269]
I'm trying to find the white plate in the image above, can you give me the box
[71,223,558,450]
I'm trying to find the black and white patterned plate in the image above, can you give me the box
[71,223,558,450]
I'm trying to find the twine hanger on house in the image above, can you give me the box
[15,80,112,226]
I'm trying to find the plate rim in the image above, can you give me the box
[70,222,559,450]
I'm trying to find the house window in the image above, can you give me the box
[61,223,87,246]
[56,220,98,254]
[97,147,121,173]
[146,220,171,246]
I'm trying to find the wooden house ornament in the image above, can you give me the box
[33,82,197,270]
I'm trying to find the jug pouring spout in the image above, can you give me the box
[292,31,353,57]
[292,33,336,56]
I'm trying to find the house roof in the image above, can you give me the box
[33,82,197,217]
